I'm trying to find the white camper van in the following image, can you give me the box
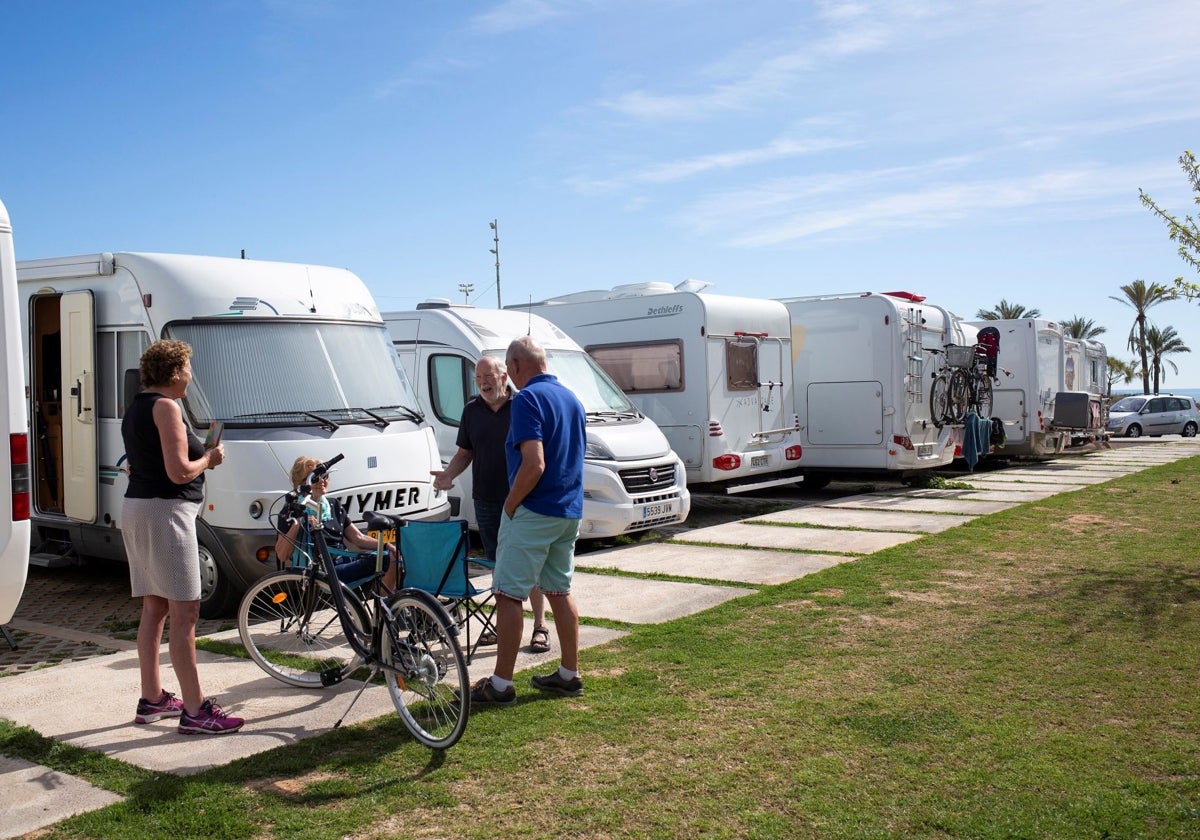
[514,282,803,491]
[965,318,1069,457]
[0,199,30,628]
[780,291,967,479]
[384,303,690,539]
[18,252,449,616]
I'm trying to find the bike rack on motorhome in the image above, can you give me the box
[512,281,803,493]
[0,198,30,635]
[18,252,449,616]
[384,302,690,538]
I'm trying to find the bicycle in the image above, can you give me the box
[237,454,469,750]
[930,343,993,427]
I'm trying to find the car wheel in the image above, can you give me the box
[1125,424,1142,438]
[198,542,237,619]
[1183,422,1198,438]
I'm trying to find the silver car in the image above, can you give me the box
[1107,394,1199,438]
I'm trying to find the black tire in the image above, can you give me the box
[1183,422,1197,438]
[198,542,237,619]
[801,473,832,490]
[238,569,370,688]
[381,589,469,750]
[947,368,970,423]
[975,375,993,418]
[1125,424,1142,438]
[930,375,951,428]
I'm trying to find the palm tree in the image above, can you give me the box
[1105,357,1137,395]
[1109,280,1175,394]
[975,299,1041,320]
[1143,324,1191,394]
[1059,316,1107,340]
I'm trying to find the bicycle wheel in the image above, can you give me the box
[947,368,970,423]
[930,374,951,428]
[975,374,993,418]
[380,589,469,750]
[238,569,371,688]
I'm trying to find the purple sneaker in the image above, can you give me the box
[134,689,185,724]
[178,699,245,735]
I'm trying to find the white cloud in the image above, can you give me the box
[677,162,1180,248]
[471,0,576,34]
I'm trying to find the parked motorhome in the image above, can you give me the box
[513,282,803,491]
[18,252,448,616]
[383,302,690,538]
[964,318,1070,456]
[779,291,969,480]
[1059,338,1109,442]
[0,199,30,627]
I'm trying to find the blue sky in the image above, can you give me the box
[3,0,1199,386]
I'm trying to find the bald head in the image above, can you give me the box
[505,336,547,389]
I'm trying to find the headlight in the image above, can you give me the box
[585,438,615,460]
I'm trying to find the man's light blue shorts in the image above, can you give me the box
[494,506,580,600]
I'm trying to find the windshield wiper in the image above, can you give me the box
[371,404,425,424]
[587,409,641,422]
[231,410,340,431]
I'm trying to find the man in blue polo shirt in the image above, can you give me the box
[468,336,587,706]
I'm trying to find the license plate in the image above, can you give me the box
[642,501,677,518]
[751,454,769,468]
[916,444,934,457]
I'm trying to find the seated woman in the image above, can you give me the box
[275,456,400,591]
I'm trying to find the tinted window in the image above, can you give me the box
[428,354,473,426]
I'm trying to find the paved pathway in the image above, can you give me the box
[2,437,1197,837]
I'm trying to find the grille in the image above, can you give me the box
[619,463,677,493]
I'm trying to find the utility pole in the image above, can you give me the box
[458,282,474,304]
[489,219,501,308]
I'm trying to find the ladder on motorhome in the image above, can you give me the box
[903,307,924,403]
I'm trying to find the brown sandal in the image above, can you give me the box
[529,625,551,653]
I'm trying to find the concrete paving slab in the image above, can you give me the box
[567,570,754,622]
[0,756,123,840]
[1007,465,1132,478]
[818,495,1018,515]
[960,471,1097,485]
[874,487,1059,503]
[750,505,976,533]
[0,623,625,777]
[992,471,1116,485]
[962,479,1087,493]
[579,542,847,585]
[671,520,924,554]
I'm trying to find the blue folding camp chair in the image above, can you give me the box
[398,518,497,664]
[289,520,383,593]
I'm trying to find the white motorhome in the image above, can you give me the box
[18,252,449,616]
[384,302,690,539]
[513,282,803,491]
[0,199,30,629]
[965,318,1069,457]
[779,291,968,479]
[1059,337,1110,442]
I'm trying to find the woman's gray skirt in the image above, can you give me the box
[122,497,203,602]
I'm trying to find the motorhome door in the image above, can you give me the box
[60,291,97,522]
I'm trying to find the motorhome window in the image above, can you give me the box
[586,342,683,393]
[544,349,635,413]
[167,321,420,426]
[97,331,116,418]
[725,338,759,392]
[428,354,473,426]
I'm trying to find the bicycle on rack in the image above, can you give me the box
[237,454,469,750]
[930,343,995,427]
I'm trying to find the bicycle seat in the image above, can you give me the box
[364,511,405,533]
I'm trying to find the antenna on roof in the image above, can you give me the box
[526,295,532,335]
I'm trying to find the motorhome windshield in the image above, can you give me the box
[168,320,423,427]
[484,348,636,415]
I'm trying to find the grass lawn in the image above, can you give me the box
[3,453,1199,838]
